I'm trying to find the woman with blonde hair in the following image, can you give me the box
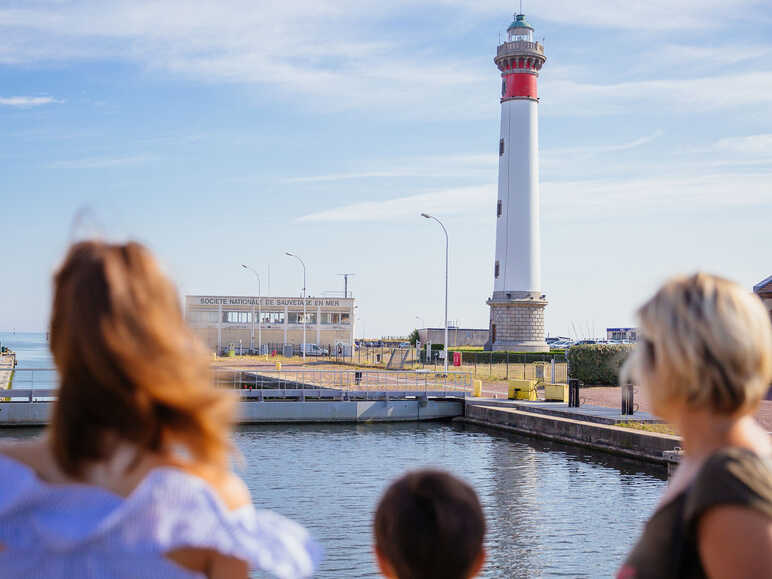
[0,240,320,578]
[618,273,772,579]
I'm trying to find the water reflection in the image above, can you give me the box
[234,422,665,578]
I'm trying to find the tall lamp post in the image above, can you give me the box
[241,264,262,354]
[285,251,307,361]
[421,213,449,373]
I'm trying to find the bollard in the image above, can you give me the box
[568,378,581,408]
[472,379,482,397]
[621,382,634,415]
[275,362,281,371]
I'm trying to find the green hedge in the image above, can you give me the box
[567,344,635,386]
[420,347,565,364]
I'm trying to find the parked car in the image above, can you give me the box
[300,343,329,356]
[398,342,410,349]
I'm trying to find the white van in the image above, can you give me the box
[301,343,329,356]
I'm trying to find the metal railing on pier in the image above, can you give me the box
[0,367,474,401]
[214,367,473,396]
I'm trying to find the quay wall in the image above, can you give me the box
[0,399,464,426]
[460,404,680,465]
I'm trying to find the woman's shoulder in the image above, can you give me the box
[176,462,251,511]
[0,437,69,483]
[137,466,322,577]
[686,447,772,522]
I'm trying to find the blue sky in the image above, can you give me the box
[1,0,771,338]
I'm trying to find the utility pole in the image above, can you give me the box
[337,273,356,298]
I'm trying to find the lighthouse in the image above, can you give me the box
[486,13,549,352]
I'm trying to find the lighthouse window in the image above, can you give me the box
[497,200,502,217]
[495,261,500,278]
[499,138,504,156]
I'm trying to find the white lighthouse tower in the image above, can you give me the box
[486,13,549,352]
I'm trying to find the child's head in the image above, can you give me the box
[374,469,486,579]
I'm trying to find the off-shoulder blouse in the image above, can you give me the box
[0,453,321,578]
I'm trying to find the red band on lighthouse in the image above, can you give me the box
[503,73,537,100]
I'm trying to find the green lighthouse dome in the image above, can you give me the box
[507,13,533,31]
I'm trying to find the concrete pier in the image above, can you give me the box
[460,402,680,464]
[0,352,16,390]
[0,398,464,426]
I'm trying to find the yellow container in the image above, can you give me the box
[472,379,482,397]
[508,379,538,401]
[544,383,569,403]
[275,362,282,371]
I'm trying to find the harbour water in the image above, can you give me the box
[235,423,665,578]
[0,422,666,578]
[0,333,667,577]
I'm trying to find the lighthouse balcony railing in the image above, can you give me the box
[496,40,544,57]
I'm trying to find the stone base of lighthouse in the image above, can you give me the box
[484,291,549,352]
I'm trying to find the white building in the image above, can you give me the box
[185,295,354,355]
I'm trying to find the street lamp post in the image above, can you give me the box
[285,252,307,362]
[421,213,449,373]
[241,264,262,354]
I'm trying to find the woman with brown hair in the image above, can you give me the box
[618,273,772,579]
[0,241,320,578]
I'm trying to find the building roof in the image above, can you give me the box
[507,13,533,31]
[754,274,772,293]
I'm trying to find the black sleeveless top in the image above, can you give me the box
[618,448,772,579]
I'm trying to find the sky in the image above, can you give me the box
[1,0,771,338]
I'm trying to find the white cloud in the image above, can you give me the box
[544,130,664,157]
[0,1,491,118]
[0,96,59,107]
[449,0,763,30]
[47,154,156,169]
[295,168,771,224]
[712,134,772,156]
[1,1,770,120]
[296,185,495,223]
[542,72,772,116]
[643,43,771,71]
[545,173,772,219]
[284,154,496,183]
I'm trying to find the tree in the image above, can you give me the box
[408,328,419,346]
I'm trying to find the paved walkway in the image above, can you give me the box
[476,380,772,431]
[0,353,16,390]
[580,386,772,431]
[467,398,662,425]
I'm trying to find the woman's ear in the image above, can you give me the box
[374,545,397,578]
[468,548,486,578]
